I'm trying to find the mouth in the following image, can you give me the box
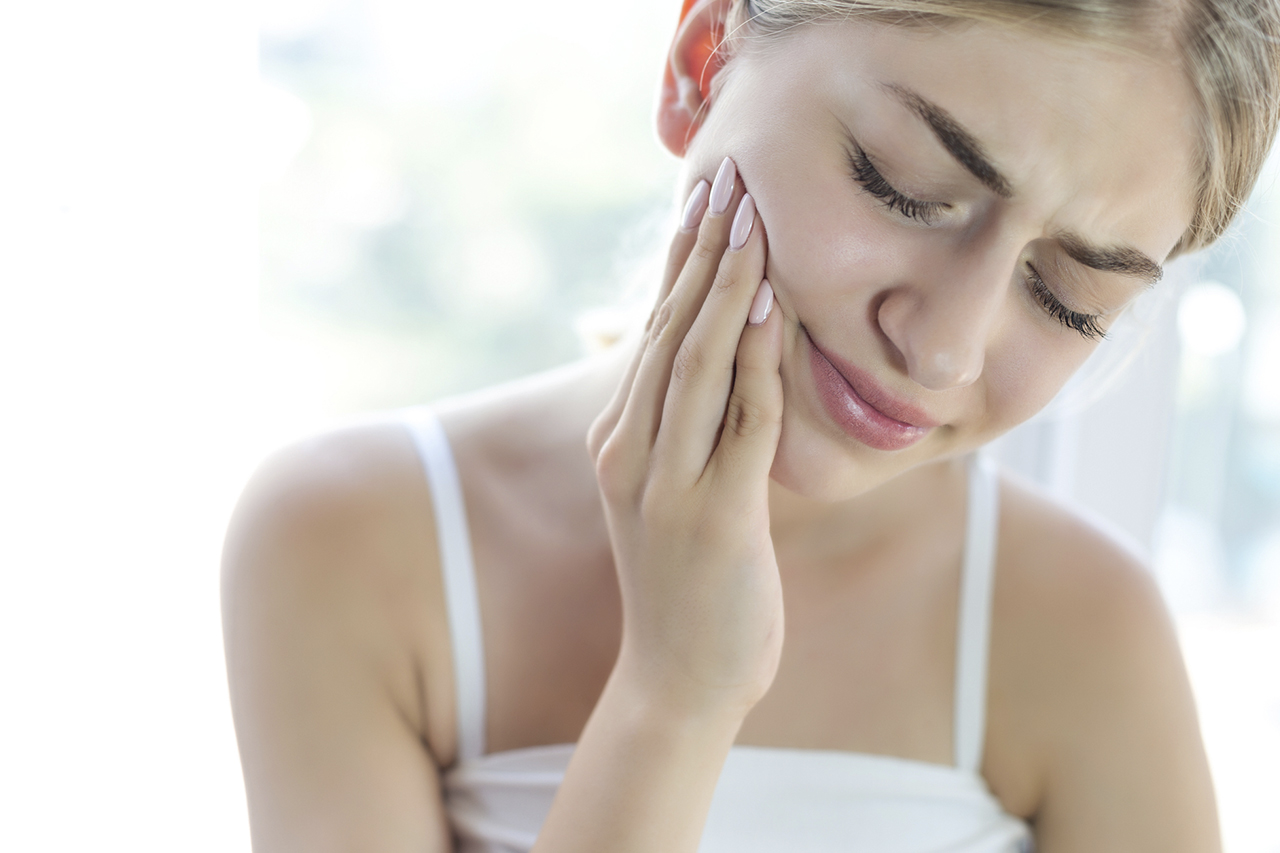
[805,330,938,452]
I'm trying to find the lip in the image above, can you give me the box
[806,332,939,451]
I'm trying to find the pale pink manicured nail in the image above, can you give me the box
[748,279,774,326]
[729,193,755,250]
[709,156,736,216]
[680,180,710,231]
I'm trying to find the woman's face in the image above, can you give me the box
[681,19,1200,500]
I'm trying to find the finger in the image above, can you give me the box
[612,157,747,457]
[657,178,712,309]
[653,159,745,359]
[708,279,782,493]
[654,192,767,475]
[587,329,646,463]
[587,179,710,462]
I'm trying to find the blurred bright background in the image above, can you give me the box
[1,0,1277,850]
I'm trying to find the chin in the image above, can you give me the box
[768,405,894,502]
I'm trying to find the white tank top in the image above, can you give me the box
[403,408,1034,853]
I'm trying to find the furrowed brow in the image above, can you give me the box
[1057,231,1164,284]
[885,83,1014,199]
[882,84,1163,284]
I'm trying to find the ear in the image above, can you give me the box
[656,0,735,157]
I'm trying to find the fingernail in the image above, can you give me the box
[709,156,736,216]
[729,193,755,250]
[680,180,710,231]
[748,279,774,326]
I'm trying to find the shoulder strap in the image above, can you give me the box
[954,452,1000,773]
[402,408,487,763]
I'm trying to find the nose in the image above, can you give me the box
[875,236,1017,391]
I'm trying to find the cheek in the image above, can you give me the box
[743,149,1096,446]
[732,128,912,313]
[979,324,1095,434]
[753,180,912,324]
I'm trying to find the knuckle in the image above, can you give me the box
[724,390,775,441]
[711,267,736,296]
[690,237,720,268]
[593,437,637,502]
[586,413,612,463]
[671,341,705,385]
[649,300,674,343]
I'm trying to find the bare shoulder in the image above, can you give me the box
[221,418,456,852]
[987,474,1220,852]
[223,419,445,660]
[994,473,1171,689]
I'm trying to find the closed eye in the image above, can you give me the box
[1026,263,1107,341]
[847,145,949,225]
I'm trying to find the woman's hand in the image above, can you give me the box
[532,156,781,853]
[587,156,783,719]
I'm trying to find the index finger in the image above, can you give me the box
[587,178,710,461]
[654,179,712,323]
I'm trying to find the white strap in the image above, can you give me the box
[403,408,487,763]
[954,453,1000,773]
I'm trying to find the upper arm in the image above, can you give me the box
[221,425,455,853]
[1000,501,1220,853]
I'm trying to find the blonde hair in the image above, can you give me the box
[722,0,1280,257]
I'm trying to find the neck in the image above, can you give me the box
[766,457,966,567]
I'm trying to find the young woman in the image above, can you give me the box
[223,1,1280,850]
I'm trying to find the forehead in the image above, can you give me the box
[746,19,1200,257]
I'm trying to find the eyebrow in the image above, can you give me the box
[884,83,1164,285]
[1057,231,1164,284]
[886,83,1013,198]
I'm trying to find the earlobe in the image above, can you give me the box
[656,0,731,157]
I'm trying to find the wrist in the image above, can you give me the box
[607,646,763,731]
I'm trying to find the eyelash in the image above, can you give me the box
[1026,264,1107,341]
[848,145,948,225]
[848,145,1107,341]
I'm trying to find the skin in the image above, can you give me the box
[222,4,1220,852]
[674,17,1196,502]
